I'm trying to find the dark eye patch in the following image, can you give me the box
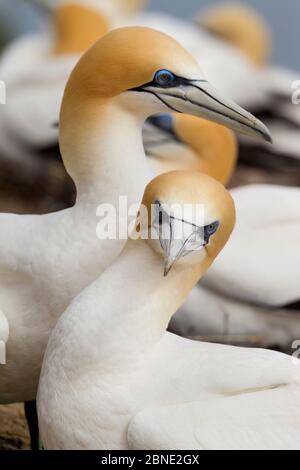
[130,71,198,93]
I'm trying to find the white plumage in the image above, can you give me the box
[37,187,300,449]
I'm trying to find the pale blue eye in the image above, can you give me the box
[154,70,176,87]
[205,221,220,236]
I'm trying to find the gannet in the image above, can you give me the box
[197,2,300,173]
[37,171,300,450]
[198,3,271,67]
[144,114,237,186]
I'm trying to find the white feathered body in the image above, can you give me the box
[0,206,126,403]
[38,240,300,450]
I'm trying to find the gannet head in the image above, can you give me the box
[198,3,271,66]
[141,171,235,276]
[173,114,238,185]
[52,1,109,55]
[64,26,271,142]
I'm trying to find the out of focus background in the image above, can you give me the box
[148,0,300,69]
[0,0,299,68]
[0,0,299,451]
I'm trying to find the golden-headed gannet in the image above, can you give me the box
[198,3,271,67]
[145,114,237,186]
[37,170,300,450]
[51,0,146,54]
[171,184,300,349]
[0,26,268,406]
[196,2,300,172]
[52,0,110,55]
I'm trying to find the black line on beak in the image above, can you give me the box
[154,90,270,141]
[189,83,253,122]
[135,88,182,113]
[131,80,271,142]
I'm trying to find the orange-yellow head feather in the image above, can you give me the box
[52,3,109,55]
[174,115,237,185]
[64,26,201,99]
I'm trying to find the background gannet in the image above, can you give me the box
[37,170,300,450]
[0,26,267,431]
[144,114,237,186]
[170,184,300,349]
[197,3,300,174]
[198,3,271,67]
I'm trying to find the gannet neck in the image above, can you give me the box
[53,3,109,55]
[55,239,209,373]
[174,116,237,185]
[59,95,150,205]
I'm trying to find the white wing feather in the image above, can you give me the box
[128,383,300,450]
[204,185,300,306]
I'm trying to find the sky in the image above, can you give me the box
[0,0,299,69]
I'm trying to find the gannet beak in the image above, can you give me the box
[152,201,220,277]
[181,81,272,142]
[137,79,272,143]
[164,256,177,277]
[162,235,207,277]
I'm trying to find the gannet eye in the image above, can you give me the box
[204,221,220,238]
[154,70,176,87]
